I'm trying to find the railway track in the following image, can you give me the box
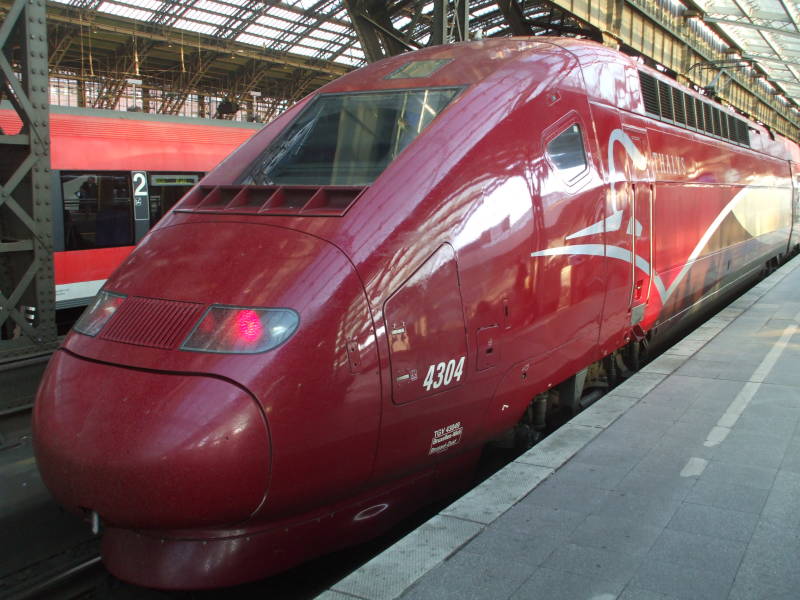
[1,544,102,600]
[0,351,53,416]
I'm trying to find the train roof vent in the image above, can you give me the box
[176,185,366,217]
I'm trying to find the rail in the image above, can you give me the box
[0,351,53,416]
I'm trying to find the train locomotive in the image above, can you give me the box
[33,38,800,589]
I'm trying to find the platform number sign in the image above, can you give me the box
[132,171,150,222]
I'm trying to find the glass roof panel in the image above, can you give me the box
[171,18,218,35]
[46,0,800,122]
[98,3,157,21]
[194,0,239,15]
[693,0,800,116]
[183,8,227,25]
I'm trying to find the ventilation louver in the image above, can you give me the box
[638,71,750,147]
[176,185,366,217]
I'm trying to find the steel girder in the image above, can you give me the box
[343,0,415,62]
[0,0,58,362]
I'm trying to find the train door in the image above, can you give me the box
[789,163,800,253]
[621,124,654,328]
[146,172,202,228]
[591,109,653,349]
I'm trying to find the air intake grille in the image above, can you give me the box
[175,185,366,217]
[638,70,750,147]
[639,72,659,115]
[100,297,205,349]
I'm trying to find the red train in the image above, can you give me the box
[0,106,260,312]
[34,38,800,589]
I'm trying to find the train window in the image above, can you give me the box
[546,124,587,181]
[147,172,203,226]
[61,172,133,250]
[240,87,462,186]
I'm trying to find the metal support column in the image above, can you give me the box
[455,0,470,41]
[0,0,58,363]
[430,0,471,45]
[430,0,448,46]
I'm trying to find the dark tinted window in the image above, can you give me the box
[546,124,587,180]
[147,172,203,227]
[61,172,133,250]
[240,88,461,186]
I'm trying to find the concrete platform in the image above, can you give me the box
[319,255,800,600]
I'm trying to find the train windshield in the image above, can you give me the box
[239,87,462,186]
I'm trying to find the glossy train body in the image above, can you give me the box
[34,38,800,589]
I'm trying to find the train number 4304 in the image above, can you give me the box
[422,356,465,391]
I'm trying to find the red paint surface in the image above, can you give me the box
[34,38,800,589]
[54,247,134,284]
[0,109,258,171]
[0,109,260,291]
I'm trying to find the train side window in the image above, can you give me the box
[147,172,202,227]
[61,172,133,250]
[546,124,588,182]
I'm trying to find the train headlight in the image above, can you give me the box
[180,306,299,354]
[73,291,127,337]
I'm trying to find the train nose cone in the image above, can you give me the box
[33,350,270,529]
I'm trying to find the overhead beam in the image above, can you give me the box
[497,0,535,36]
[160,51,220,114]
[93,39,156,110]
[701,17,800,39]
[35,3,351,77]
[343,0,410,62]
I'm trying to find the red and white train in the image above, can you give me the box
[33,38,800,589]
[0,106,260,312]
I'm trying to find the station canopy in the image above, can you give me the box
[49,0,590,68]
[692,0,800,113]
[48,0,800,119]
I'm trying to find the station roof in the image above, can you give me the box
[28,1,800,125]
[49,0,591,69]
[690,0,800,113]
